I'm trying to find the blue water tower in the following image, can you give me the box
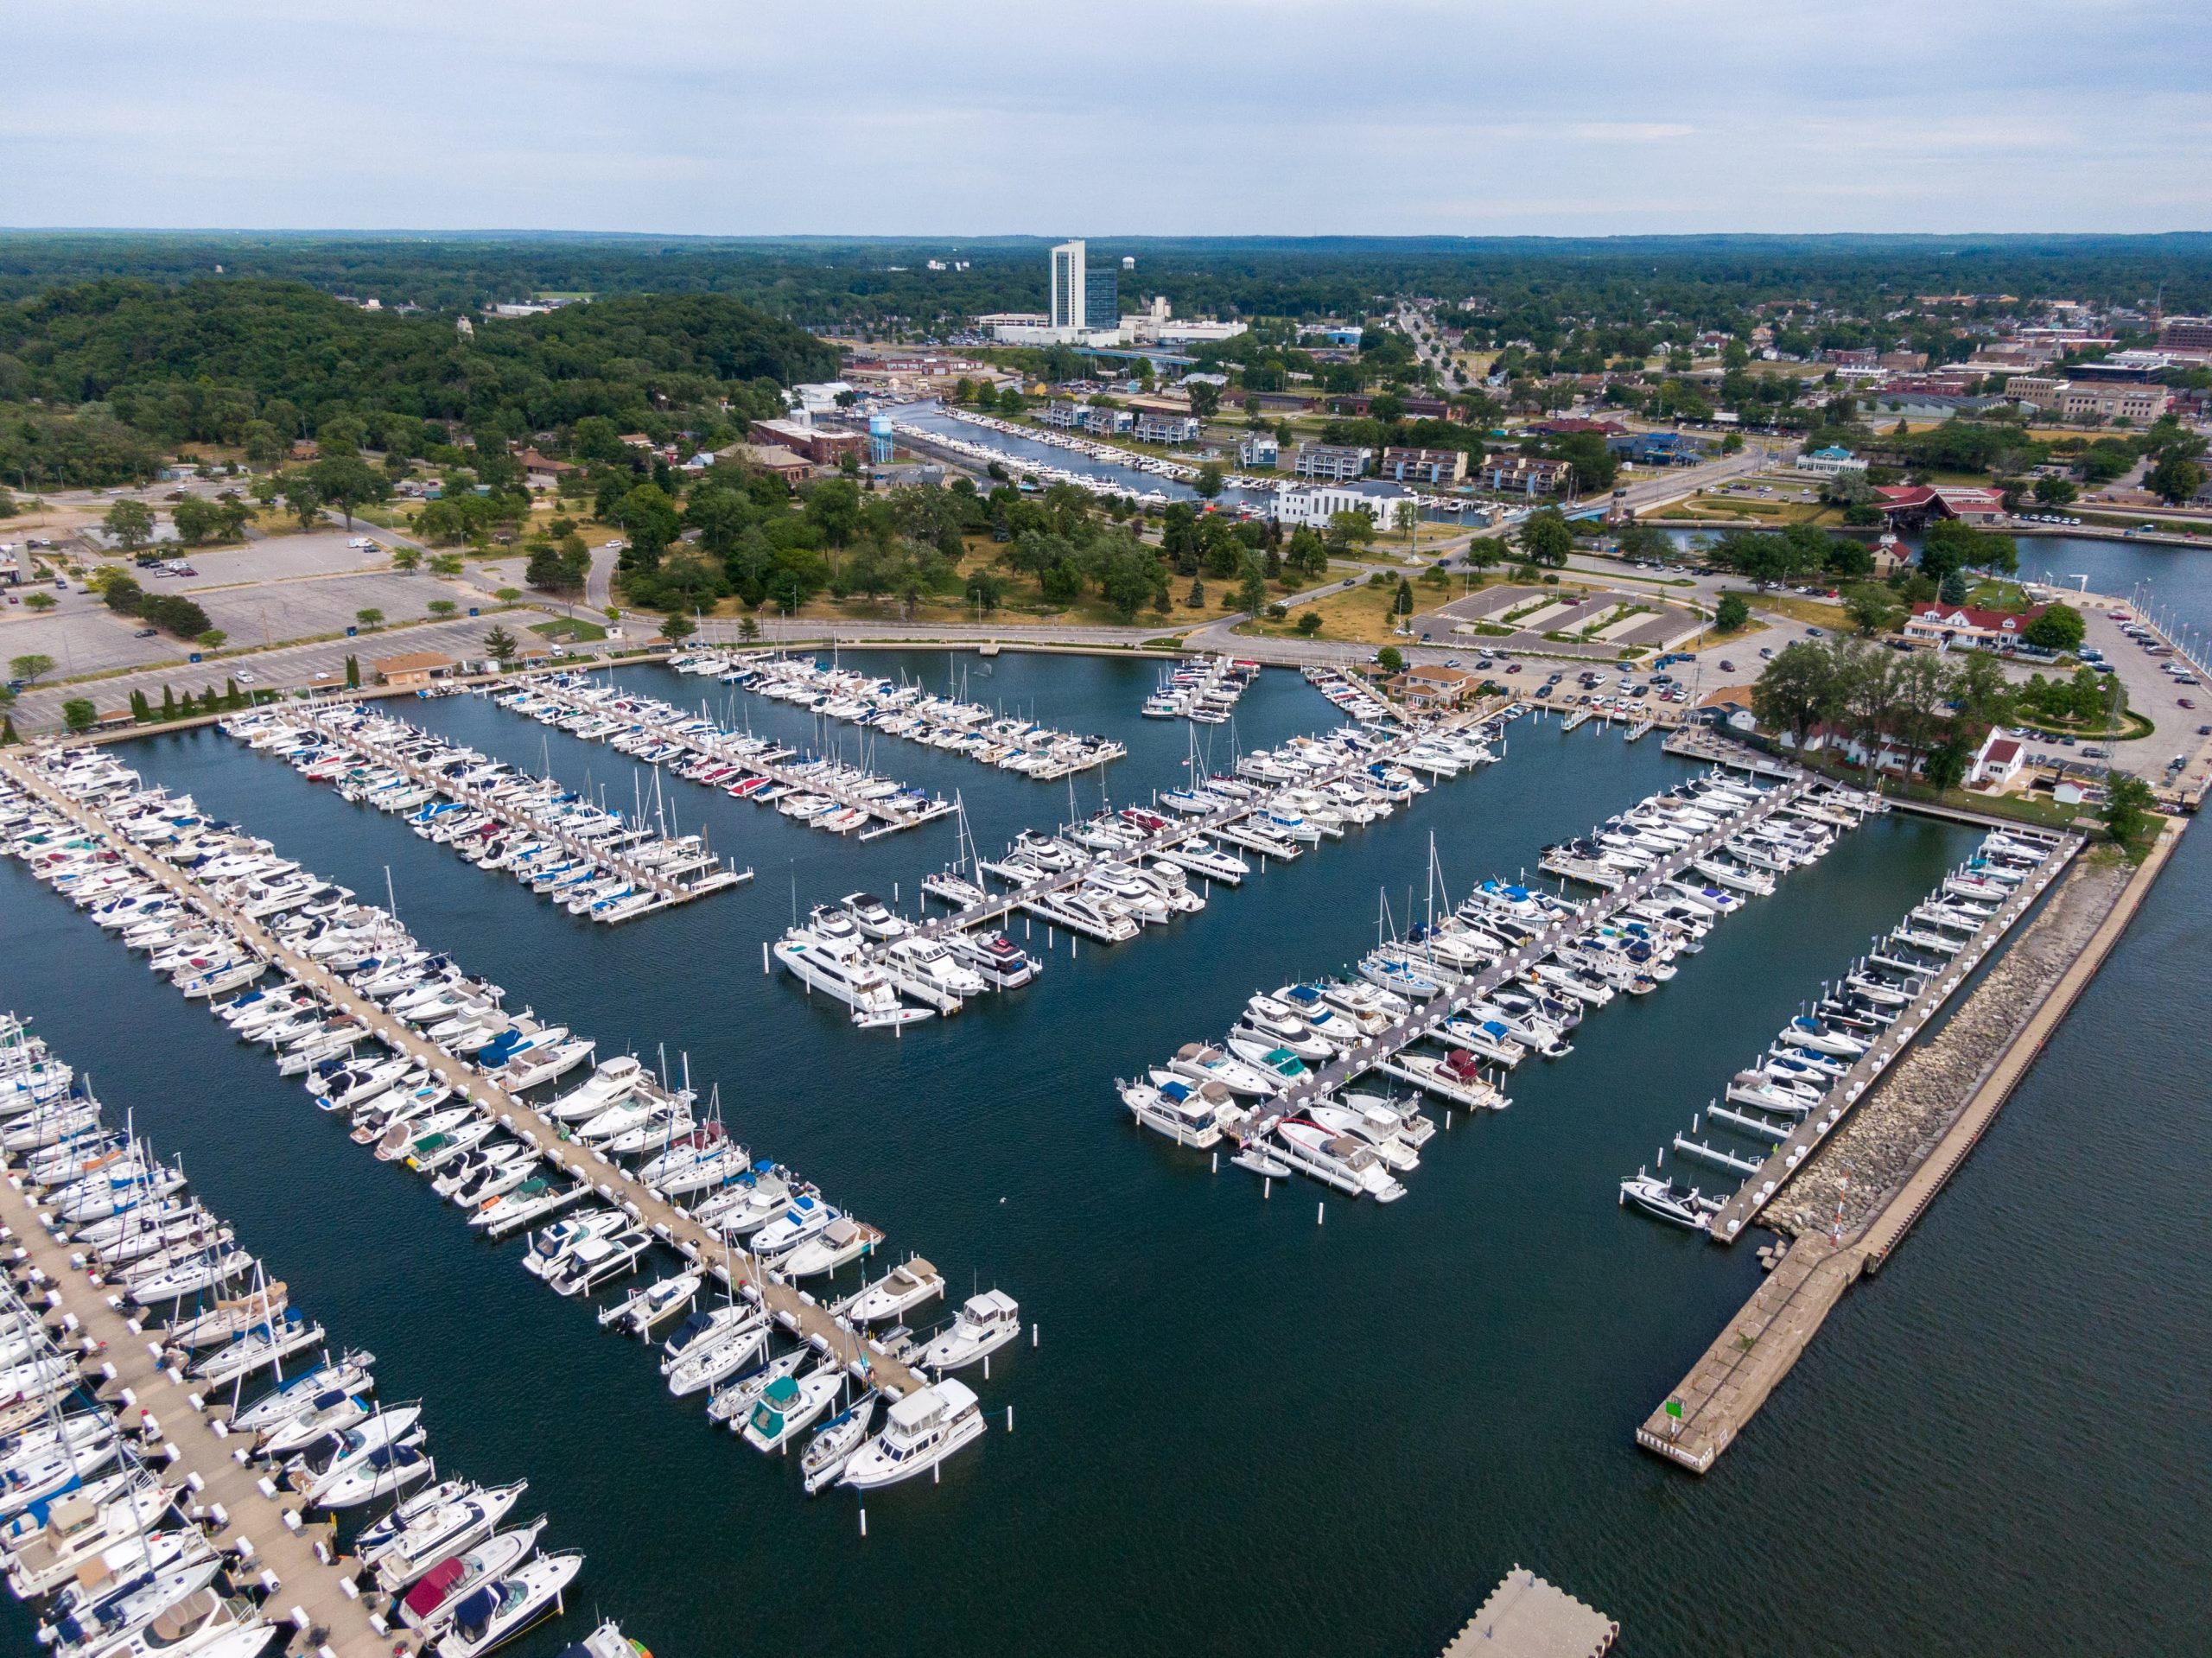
[868,415,894,467]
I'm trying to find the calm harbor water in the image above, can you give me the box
[3,632,2206,1655]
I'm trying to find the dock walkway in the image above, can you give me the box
[500,677,952,838]
[0,751,928,1403]
[1440,1566,1618,1657]
[896,712,1498,949]
[289,707,718,912]
[0,1172,394,1658]
[1272,772,1827,1118]
[1702,827,2082,1243]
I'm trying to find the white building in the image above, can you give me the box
[1795,445,1869,477]
[1051,240,1088,334]
[1272,479,1411,529]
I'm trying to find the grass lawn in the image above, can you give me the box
[1732,588,1846,628]
[530,618,608,644]
[1235,581,1408,645]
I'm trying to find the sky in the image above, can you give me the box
[9,0,2211,237]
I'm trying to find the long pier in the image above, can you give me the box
[0,751,929,1403]
[1700,826,2081,1243]
[498,676,954,839]
[286,706,735,912]
[1269,772,1834,1118]
[0,1170,394,1657]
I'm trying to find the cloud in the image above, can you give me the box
[3,1,2209,233]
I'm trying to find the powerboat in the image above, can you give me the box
[838,1379,984,1490]
[841,1257,944,1324]
[920,1290,1020,1372]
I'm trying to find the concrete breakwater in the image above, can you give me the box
[1640,822,2182,1473]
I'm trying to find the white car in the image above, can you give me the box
[236,671,258,685]
[349,537,378,549]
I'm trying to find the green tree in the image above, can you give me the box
[10,654,55,684]
[1393,577,1414,617]
[1713,592,1751,632]
[1295,609,1323,637]
[1186,382,1222,420]
[1185,578,1206,608]
[1376,645,1405,673]
[428,600,457,618]
[1235,556,1270,617]
[1923,727,1975,793]
[1938,569,1971,605]
[1192,463,1224,499]
[61,698,97,733]
[661,612,697,644]
[2032,475,2078,506]
[1516,507,1574,569]
[22,592,54,611]
[1324,510,1376,559]
[130,688,150,721]
[0,715,16,746]
[2023,602,2086,653]
[613,483,682,570]
[737,615,760,641]
[198,629,226,651]
[2102,772,2157,847]
[344,653,359,689]
[276,471,323,530]
[355,607,384,630]
[389,546,421,574]
[103,498,155,552]
[481,625,519,664]
[1843,581,1904,635]
[1750,640,1841,751]
[308,455,390,529]
[2146,454,2206,505]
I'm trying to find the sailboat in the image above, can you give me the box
[920,792,988,909]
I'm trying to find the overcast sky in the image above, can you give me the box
[10,0,2209,236]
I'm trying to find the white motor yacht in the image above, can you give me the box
[920,1290,1020,1372]
[838,1379,984,1490]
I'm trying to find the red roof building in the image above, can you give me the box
[1902,602,2048,648]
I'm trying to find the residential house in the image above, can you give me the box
[514,448,578,491]
[1969,729,2027,789]
[1902,601,2048,650]
[1237,432,1280,467]
[1389,664,1478,708]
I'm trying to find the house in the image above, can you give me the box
[1606,431,1715,467]
[1696,686,1759,734]
[514,448,577,490]
[371,651,457,689]
[1375,447,1466,486]
[1902,602,2048,650]
[1132,411,1202,446]
[289,439,320,461]
[1531,417,1626,438]
[1389,664,1478,708]
[1039,401,1133,436]
[1237,432,1280,467]
[1273,479,1412,530]
[1289,443,1372,481]
[1970,729,2027,789]
[1873,483,2009,527]
[1794,445,1868,477]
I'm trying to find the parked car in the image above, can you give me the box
[2177,698,2196,710]
[236,671,258,685]
[1718,660,1735,672]
[1505,663,1523,674]
[134,626,157,638]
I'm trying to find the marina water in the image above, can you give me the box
[3,606,2205,1651]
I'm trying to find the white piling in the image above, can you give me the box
[1007,1406,1014,1432]
[1210,1152,1217,1173]
[1263,1178,1271,1199]
[1317,1202,1325,1226]
[858,1507,867,1536]
[761,941,769,975]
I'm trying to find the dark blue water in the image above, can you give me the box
[3,649,2206,1655]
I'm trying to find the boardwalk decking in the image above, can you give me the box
[0,751,929,1404]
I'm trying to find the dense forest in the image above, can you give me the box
[3,232,2209,331]
[0,277,839,487]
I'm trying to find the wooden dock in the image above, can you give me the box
[1701,827,2082,1244]
[1440,1566,1618,1658]
[892,712,1503,950]
[0,751,930,1403]
[283,707,731,912]
[1268,772,1838,1119]
[0,1171,397,1658]
[498,676,954,836]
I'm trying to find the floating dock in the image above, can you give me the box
[0,1171,396,1657]
[1440,1566,1617,1658]
[498,675,954,837]
[0,750,931,1402]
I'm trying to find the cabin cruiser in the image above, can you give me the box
[435,1552,585,1658]
[661,1305,770,1397]
[774,924,930,1027]
[396,1519,548,1635]
[1154,1043,1277,1100]
[943,929,1038,989]
[840,892,911,941]
[921,1290,1020,1372]
[1619,1170,1720,1230]
[1120,1076,1235,1147]
[741,1365,845,1454]
[838,1379,985,1490]
[368,1481,531,1594]
[1273,1117,1407,1202]
[842,1257,945,1324]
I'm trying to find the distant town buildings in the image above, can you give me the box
[992,242,1244,347]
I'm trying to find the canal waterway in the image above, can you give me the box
[3,648,2205,1655]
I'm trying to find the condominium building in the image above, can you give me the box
[1289,443,1373,481]
[1375,447,1466,485]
